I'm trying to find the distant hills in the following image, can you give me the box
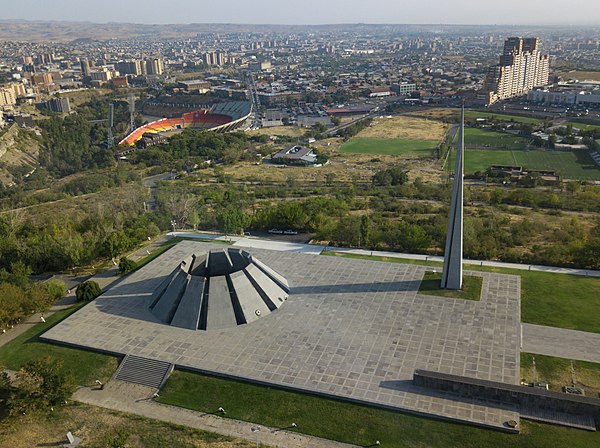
[0,20,584,42]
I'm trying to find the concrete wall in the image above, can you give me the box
[414,369,600,425]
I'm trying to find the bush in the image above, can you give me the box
[119,257,137,274]
[75,280,102,302]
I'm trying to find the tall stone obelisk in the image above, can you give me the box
[441,107,464,290]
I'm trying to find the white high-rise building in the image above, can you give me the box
[484,37,549,105]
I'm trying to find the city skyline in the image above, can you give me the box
[2,0,600,26]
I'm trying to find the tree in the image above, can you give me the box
[119,257,137,274]
[76,280,102,302]
[325,172,336,186]
[360,215,371,247]
[217,207,247,235]
[372,167,408,186]
[102,231,130,259]
[7,357,74,416]
[190,209,200,231]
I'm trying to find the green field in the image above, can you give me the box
[158,369,600,448]
[464,128,530,148]
[339,137,437,156]
[465,111,543,125]
[447,147,600,180]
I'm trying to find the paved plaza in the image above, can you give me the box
[43,240,522,430]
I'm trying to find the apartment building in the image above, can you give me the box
[484,37,549,105]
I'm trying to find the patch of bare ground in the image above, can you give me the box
[355,116,448,141]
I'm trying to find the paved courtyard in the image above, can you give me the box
[43,240,521,430]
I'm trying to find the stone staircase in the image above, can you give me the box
[113,355,174,389]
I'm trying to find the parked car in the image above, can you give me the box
[284,229,299,235]
[268,229,283,234]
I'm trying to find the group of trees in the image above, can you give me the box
[38,114,115,178]
[155,171,600,269]
[132,130,254,168]
[337,118,373,139]
[0,261,65,330]
[0,184,163,274]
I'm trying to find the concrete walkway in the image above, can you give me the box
[522,323,600,363]
[73,380,360,448]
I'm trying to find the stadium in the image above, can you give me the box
[119,101,252,146]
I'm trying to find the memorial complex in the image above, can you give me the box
[43,236,523,431]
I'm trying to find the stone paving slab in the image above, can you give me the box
[43,241,521,431]
[522,323,600,363]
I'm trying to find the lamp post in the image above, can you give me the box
[251,426,260,448]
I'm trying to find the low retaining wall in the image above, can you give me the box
[414,369,600,427]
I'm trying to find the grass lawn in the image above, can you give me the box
[446,146,600,180]
[0,303,118,385]
[464,128,530,148]
[0,402,249,448]
[571,122,600,132]
[419,271,482,300]
[465,111,542,125]
[323,252,600,334]
[521,353,600,396]
[339,137,437,156]
[158,369,600,448]
[448,148,517,173]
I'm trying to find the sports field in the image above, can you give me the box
[447,147,600,180]
[464,128,530,148]
[339,137,437,155]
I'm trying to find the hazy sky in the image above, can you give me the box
[2,0,599,25]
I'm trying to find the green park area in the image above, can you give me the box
[339,137,437,156]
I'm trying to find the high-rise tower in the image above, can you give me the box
[441,107,464,290]
[484,37,549,105]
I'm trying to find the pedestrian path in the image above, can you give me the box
[522,323,600,363]
[73,380,361,448]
